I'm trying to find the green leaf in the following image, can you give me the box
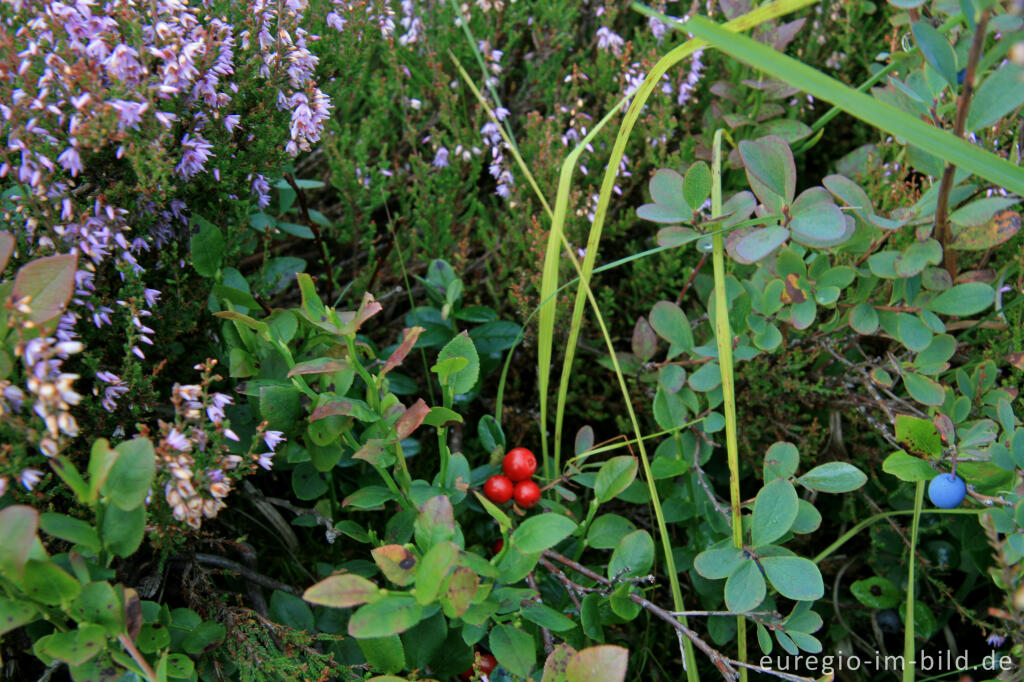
[0,505,39,582]
[967,63,1024,131]
[181,621,226,655]
[688,361,722,391]
[683,162,712,212]
[442,566,478,618]
[850,576,900,609]
[268,590,314,631]
[566,645,629,682]
[436,331,480,395]
[849,303,879,334]
[348,594,423,638]
[512,514,577,554]
[521,603,576,633]
[102,504,146,557]
[70,582,123,636]
[739,135,796,208]
[894,239,942,278]
[732,226,790,264]
[640,169,691,223]
[896,313,933,352]
[414,541,458,605]
[914,334,956,374]
[608,530,654,580]
[0,598,38,636]
[648,301,694,354]
[797,462,867,493]
[761,556,824,601]
[262,384,304,429]
[343,486,398,511]
[35,624,106,666]
[490,624,536,679]
[694,547,745,580]
[752,479,799,545]
[882,450,936,482]
[414,495,456,550]
[926,282,994,316]
[724,560,766,613]
[12,253,77,324]
[39,512,97,548]
[595,457,638,504]
[101,437,155,511]
[190,215,224,277]
[911,20,958,90]
[587,514,636,550]
[87,439,119,502]
[763,441,799,480]
[903,370,947,406]
[469,320,521,354]
[357,635,406,674]
[21,559,81,605]
[791,500,821,534]
[895,415,942,457]
[789,202,847,248]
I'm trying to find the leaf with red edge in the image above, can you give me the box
[566,645,629,682]
[303,573,381,608]
[338,292,383,335]
[381,327,425,376]
[631,317,657,363]
[12,253,77,324]
[0,506,39,582]
[394,399,430,440]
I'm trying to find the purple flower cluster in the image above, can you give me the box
[153,360,285,529]
[1,0,335,427]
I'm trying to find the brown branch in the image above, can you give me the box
[932,9,991,277]
[675,252,708,305]
[193,553,301,596]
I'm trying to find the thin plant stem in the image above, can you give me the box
[711,129,747,681]
[812,508,980,564]
[904,480,925,682]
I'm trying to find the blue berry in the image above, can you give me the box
[928,473,966,509]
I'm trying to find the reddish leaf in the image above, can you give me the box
[286,357,351,377]
[630,317,658,363]
[0,232,13,272]
[381,326,425,376]
[566,645,629,682]
[951,209,1020,251]
[0,506,39,582]
[371,545,417,586]
[442,566,479,617]
[394,398,430,440]
[12,253,77,324]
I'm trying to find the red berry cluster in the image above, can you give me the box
[483,447,540,509]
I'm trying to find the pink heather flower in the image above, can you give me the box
[223,428,240,442]
[19,469,44,491]
[0,477,7,497]
[257,452,275,470]
[175,134,214,179]
[224,114,241,132]
[143,289,161,307]
[596,27,625,55]
[166,429,190,451]
[57,147,83,176]
[249,173,271,209]
[263,430,286,450]
[110,99,149,130]
[432,147,449,168]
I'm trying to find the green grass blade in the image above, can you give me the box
[684,15,1024,196]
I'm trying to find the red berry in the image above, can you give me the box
[483,474,514,504]
[514,479,541,509]
[492,538,504,555]
[502,447,537,482]
[478,653,497,674]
